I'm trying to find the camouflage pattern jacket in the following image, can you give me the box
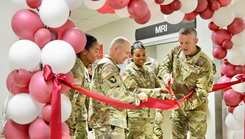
[123,62,164,118]
[161,45,216,110]
[88,55,141,129]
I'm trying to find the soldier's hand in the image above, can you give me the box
[164,77,174,88]
[138,92,148,102]
[160,87,169,93]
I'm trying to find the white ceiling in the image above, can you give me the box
[70,3,122,32]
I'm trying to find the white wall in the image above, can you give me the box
[0,0,18,119]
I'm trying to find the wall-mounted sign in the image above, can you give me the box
[135,19,196,41]
[97,44,103,59]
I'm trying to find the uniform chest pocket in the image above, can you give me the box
[183,65,200,89]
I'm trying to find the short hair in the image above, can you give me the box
[76,33,97,58]
[131,41,145,55]
[109,37,129,50]
[178,27,197,38]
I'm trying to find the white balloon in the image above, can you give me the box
[233,130,244,139]
[115,6,130,18]
[225,113,243,131]
[11,0,29,10]
[164,11,185,25]
[64,0,84,10]
[231,74,245,93]
[39,0,69,28]
[7,93,44,124]
[227,46,245,65]
[84,0,106,10]
[61,94,71,122]
[41,40,76,74]
[9,40,41,71]
[231,0,245,18]
[212,7,235,27]
[232,34,245,47]
[161,0,174,5]
[179,0,198,13]
[148,2,161,20]
[233,104,245,124]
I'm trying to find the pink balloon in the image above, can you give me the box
[243,94,245,103]
[48,29,58,41]
[235,65,244,74]
[29,118,50,139]
[4,119,30,139]
[155,0,165,4]
[107,0,130,9]
[26,0,42,9]
[128,0,148,19]
[42,104,52,122]
[184,11,198,21]
[29,71,53,103]
[221,60,236,77]
[160,4,174,15]
[97,1,114,14]
[196,0,208,12]
[212,45,227,59]
[170,0,181,11]
[222,40,233,49]
[210,0,220,11]
[228,105,237,113]
[227,18,245,35]
[11,9,44,41]
[13,69,32,87]
[223,89,243,106]
[34,28,52,49]
[218,75,232,92]
[60,71,74,93]
[62,122,69,135]
[134,10,151,24]
[208,21,219,31]
[49,19,75,40]
[211,29,232,45]
[62,132,71,139]
[216,0,231,7]
[63,28,87,54]
[198,7,214,20]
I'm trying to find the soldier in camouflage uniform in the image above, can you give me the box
[123,41,169,139]
[64,34,100,139]
[162,27,216,139]
[88,37,148,139]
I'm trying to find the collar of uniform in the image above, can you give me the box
[131,62,145,72]
[104,55,121,71]
[180,45,202,65]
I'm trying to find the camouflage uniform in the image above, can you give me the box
[88,55,142,139]
[123,62,165,139]
[161,45,216,139]
[64,57,90,139]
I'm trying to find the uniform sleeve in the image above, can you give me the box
[186,62,216,110]
[160,47,175,80]
[100,65,141,106]
[123,69,161,99]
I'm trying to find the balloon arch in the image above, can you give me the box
[1,0,245,139]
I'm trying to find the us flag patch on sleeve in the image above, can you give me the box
[102,69,112,78]
[73,78,82,86]
[122,73,128,81]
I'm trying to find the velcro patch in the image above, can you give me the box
[73,78,82,86]
[102,69,112,78]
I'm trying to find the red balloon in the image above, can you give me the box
[11,9,44,41]
[243,94,245,103]
[216,0,232,7]
[228,105,238,113]
[160,4,174,15]
[107,0,130,9]
[109,9,115,14]
[211,29,232,45]
[235,65,244,74]
[26,0,42,9]
[63,28,87,54]
[222,40,233,49]
[60,71,74,93]
[134,10,151,24]
[128,0,148,19]
[212,45,227,59]
[48,29,58,41]
[42,104,52,122]
[97,1,114,14]
[13,69,32,87]
[4,119,30,139]
[49,19,75,40]
[227,18,245,35]
[218,75,232,92]
[184,11,198,21]
[34,28,52,49]
[29,118,51,139]
[169,0,181,11]
[198,7,214,20]
[208,21,219,31]
[210,0,220,11]
[196,0,208,12]
[155,0,165,4]
[223,89,243,106]
[221,60,236,77]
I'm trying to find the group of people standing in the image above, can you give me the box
[64,27,217,139]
